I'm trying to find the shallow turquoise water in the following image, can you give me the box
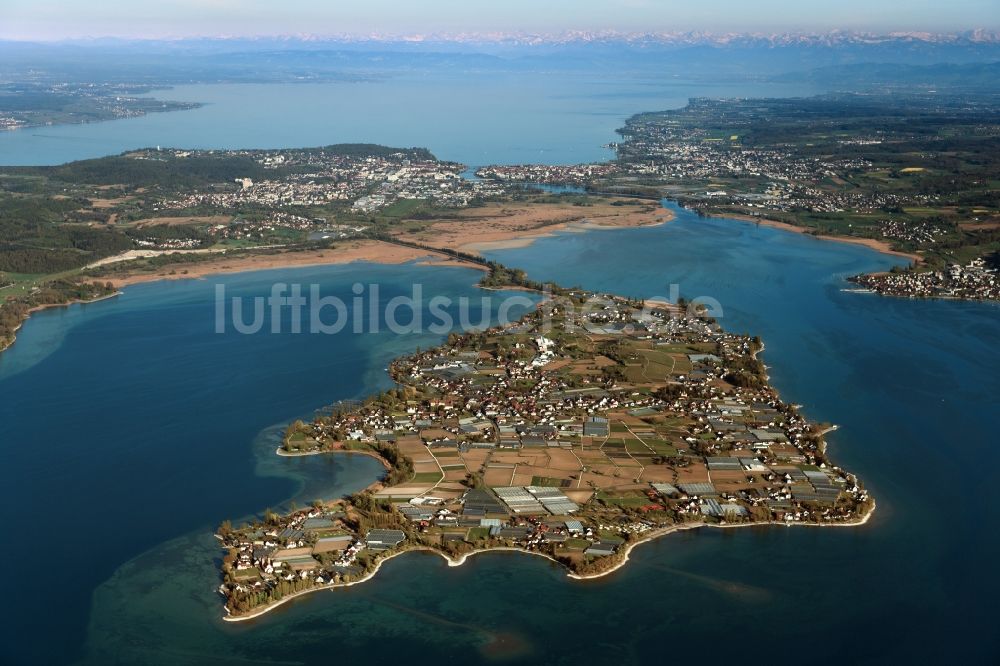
[2,205,998,664]
[0,76,816,166]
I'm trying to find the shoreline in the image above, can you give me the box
[276,447,392,494]
[222,499,875,622]
[97,240,485,288]
[0,241,479,358]
[0,237,501,360]
[275,446,390,468]
[3,202,913,359]
[0,290,122,354]
[705,211,923,264]
[458,212,673,254]
[217,253,876,623]
[570,499,876,581]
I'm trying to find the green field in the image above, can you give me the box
[644,440,679,456]
[466,527,491,541]
[564,538,591,550]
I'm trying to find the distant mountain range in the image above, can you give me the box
[2,31,999,90]
[775,60,1000,90]
[25,29,1000,48]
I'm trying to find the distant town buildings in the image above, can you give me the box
[852,258,999,299]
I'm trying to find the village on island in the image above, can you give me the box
[217,288,874,619]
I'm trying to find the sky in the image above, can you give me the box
[0,0,997,41]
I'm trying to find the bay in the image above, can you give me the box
[1,67,998,661]
[0,262,535,664]
[0,74,817,167]
[1,203,991,664]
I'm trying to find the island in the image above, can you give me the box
[216,284,873,620]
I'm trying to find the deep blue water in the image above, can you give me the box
[0,75,817,166]
[0,263,534,664]
[1,205,998,665]
[485,204,1000,661]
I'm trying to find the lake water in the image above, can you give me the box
[1,73,998,664]
[2,204,998,664]
[0,74,818,166]
[0,263,534,664]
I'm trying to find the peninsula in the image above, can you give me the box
[217,284,873,619]
[0,144,667,352]
[0,82,200,131]
[478,93,1000,300]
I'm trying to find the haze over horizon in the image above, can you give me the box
[1,0,997,41]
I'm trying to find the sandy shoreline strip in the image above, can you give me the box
[0,241,481,356]
[378,198,675,255]
[100,240,485,288]
[5,197,920,359]
[712,212,923,263]
[5,201,915,358]
[458,213,673,254]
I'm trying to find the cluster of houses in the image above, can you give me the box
[132,236,202,249]
[636,385,871,523]
[616,108,872,195]
[651,466,863,524]
[152,149,506,216]
[727,184,922,216]
[221,482,634,608]
[602,99,952,221]
[0,115,24,130]
[205,212,362,243]
[879,218,950,245]
[222,292,873,613]
[395,491,628,559]
[223,505,413,595]
[475,163,618,186]
[291,293,866,521]
[851,258,999,300]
